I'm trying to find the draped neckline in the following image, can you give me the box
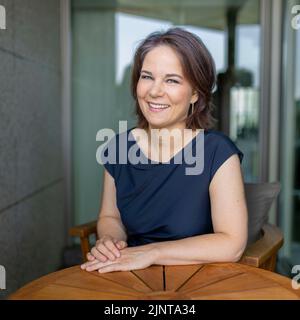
[127,126,206,168]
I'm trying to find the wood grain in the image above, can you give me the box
[10,263,300,300]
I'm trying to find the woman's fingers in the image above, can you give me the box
[96,241,118,260]
[116,240,128,249]
[87,252,95,261]
[105,239,121,258]
[88,237,127,262]
[86,261,110,272]
[82,257,118,271]
[81,242,130,272]
[81,259,104,271]
[81,255,108,269]
[91,246,109,262]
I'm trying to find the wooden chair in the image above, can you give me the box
[239,223,283,271]
[69,220,97,263]
[69,183,284,272]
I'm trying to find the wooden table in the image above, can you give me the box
[10,263,300,300]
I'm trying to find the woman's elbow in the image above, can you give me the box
[230,249,245,262]
[223,233,247,263]
[230,239,247,262]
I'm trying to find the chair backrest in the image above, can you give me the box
[244,182,281,245]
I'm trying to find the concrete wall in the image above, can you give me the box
[0,0,65,298]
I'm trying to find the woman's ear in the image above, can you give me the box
[191,91,199,104]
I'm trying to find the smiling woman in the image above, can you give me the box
[132,28,216,131]
[81,28,248,274]
[137,45,198,130]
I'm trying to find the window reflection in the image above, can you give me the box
[279,0,300,273]
[229,25,260,182]
[292,24,300,263]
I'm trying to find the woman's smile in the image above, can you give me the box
[148,102,171,112]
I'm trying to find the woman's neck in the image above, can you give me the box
[142,124,200,163]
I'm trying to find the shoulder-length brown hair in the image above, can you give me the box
[131,27,217,130]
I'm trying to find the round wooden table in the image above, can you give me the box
[10,263,300,300]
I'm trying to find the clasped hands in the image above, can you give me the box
[81,235,158,273]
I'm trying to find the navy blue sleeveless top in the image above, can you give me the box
[101,127,243,247]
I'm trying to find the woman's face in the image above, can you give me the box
[136,45,198,131]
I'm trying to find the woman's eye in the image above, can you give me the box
[141,75,152,80]
[166,79,179,84]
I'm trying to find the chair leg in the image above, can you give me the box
[268,255,277,272]
[80,237,91,262]
[261,254,277,272]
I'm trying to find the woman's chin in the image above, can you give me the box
[145,118,170,129]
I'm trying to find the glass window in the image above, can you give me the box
[278,0,300,273]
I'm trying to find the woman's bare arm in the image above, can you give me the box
[97,169,127,242]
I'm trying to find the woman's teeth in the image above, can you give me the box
[148,103,170,110]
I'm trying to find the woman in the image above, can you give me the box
[81,28,248,273]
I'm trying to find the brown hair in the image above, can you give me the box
[131,27,217,130]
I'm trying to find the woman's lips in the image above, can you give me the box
[147,102,170,113]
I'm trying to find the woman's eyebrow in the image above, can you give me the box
[165,73,183,79]
[141,70,152,74]
[141,70,183,79]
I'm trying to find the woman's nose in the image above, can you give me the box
[149,81,164,97]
